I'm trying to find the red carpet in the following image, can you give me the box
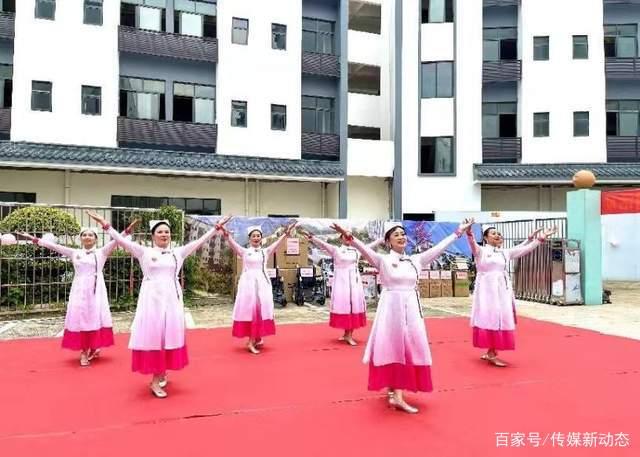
[0,317,638,456]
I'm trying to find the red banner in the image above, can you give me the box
[601,189,640,214]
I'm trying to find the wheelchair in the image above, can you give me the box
[266,267,287,307]
[293,265,326,306]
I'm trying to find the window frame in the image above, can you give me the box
[348,62,381,96]
[482,102,518,138]
[573,111,590,137]
[421,61,454,99]
[31,80,52,112]
[483,27,518,62]
[606,100,640,136]
[418,136,456,176]
[302,17,335,55]
[232,17,249,45]
[231,100,247,127]
[271,23,287,50]
[533,36,550,61]
[0,63,12,109]
[348,0,381,35]
[119,76,166,121]
[421,0,454,24]
[572,35,588,59]
[302,95,336,134]
[34,0,55,20]
[83,0,103,26]
[81,85,102,116]
[533,112,549,138]
[173,81,216,124]
[270,104,287,131]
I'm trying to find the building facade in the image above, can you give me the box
[0,0,638,220]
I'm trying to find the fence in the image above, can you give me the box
[0,203,184,318]
[485,218,569,303]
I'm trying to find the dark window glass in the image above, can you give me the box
[272,23,286,50]
[348,125,381,140]
[81,85,101,115]
[348,1,381,34]
[421,61,453,98]
[31,81,52,112]
[35,0,55,20]
[420,137,454,174]
[271,104,286,130]
[84,0,103,26]
[231,100,247,127]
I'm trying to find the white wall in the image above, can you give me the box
[347,138,394,177]
[602,214,640,281]
[11,0,119,147]
[401,0,482,214]
[519,0,607,164]
[216,0,302,159]
[348,92,382,128]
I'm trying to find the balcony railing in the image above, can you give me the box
[605,57,640,80]
[0,12,15,39]
[301,132,340,160]
[118,26,218,63]
[482,137,522,163]
[483,60,522,83]
[302,52,340,78]
[117,117,217,151]
[607,136,640,162]
[484,0,520,6]
[0,107,10,135]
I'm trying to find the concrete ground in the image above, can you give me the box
[0,281,638,341]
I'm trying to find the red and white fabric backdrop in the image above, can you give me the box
[601,189,640,281]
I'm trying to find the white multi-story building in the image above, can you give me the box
[0,0,638,221]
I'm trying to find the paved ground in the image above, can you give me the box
[0,281,638,341]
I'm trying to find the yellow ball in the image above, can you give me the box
[572,170,596,189]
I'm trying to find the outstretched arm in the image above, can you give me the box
[176,226,220,258]
[100,219,140,257]
[19,233,76,258]
[465,230,481,258]
[416,219,473,269]
[307,234,338,257]
[366,238,385,250]
[507,227,555,260]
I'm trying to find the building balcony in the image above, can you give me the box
[0,12,15,40]
[0,107,10,136]
[483,0,520,6]
[117,117,217,151]
[118,26,218,63]
[302,52,340,78]
[607,136,640,162]
[301,132,340,161]
[483,60,521,83]
[605,57,640,80]
[604,0,640,4]
[482,137,522,163]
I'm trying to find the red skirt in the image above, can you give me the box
[232,306,276,339]
[472,327,515,350]
[131,346,189,375]
[329,312,367,330]
[368,362,433,393]
[61,327,114,351]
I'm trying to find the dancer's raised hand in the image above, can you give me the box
[330,223,352,241]
[86,210,108,227]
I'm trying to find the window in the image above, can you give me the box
[348,125,380,140]
[231,100,247,127]
[121,0,166,32]
[482,102,517,137]
[35,0,55,20]
[31,81,52,112]
[232,17,248,45]
[0,192,36,203]
[111,195,221,229]
[533,112,549,137]
[271,104,286,131]
[604,24,637,58]
[174,0,216,38]
[0,0,16,13]
[119,77,165,120]
[302,18,335,54]
[483,27,517,61]
[420,137,454,174]
[173,82,215,124]
[573,35,588,59]
[421,61,453,98]
[607,100,640,136]
[84,0,102,25]
[403,213,435,222]
[0,64,12,109]
[302,96,335,134]
[81,86,101,115]
[349,1,381,34]
[348,63,381,96]
[573,111,589,137]
[272,23,287,50]
[533,36,549,61]
[421,0,453,24]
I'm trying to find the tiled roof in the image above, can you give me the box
[474,163,640,182]
[0,141,344,181]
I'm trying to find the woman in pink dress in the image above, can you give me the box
[87,211,229,398]
[221,223,296,354]
[332,219,474,414]
[17,220,138,367]
[466,225,556,367]
[299,228,382,346]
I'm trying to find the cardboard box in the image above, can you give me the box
[418,270,430,298]
[453,270,470,297]
[428,270,442,298]
[440,270,453,297]
[274,237,309,269]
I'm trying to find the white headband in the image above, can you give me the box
[247,225,263,236]
[149,219,170,232]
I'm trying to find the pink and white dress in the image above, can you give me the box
[37,238,120,351]
[309,237,381,330]
[227,234,287,339]
[467,235,544,350]
[106,225,219,375]
[351,231,461,392]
